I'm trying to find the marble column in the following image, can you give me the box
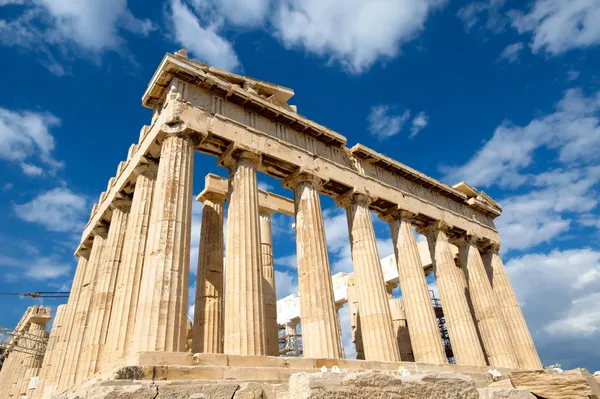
[80,208,129,381]
[422,222,486,366]
[259,208,279,356]
[482,244,542,369]
[17,311,50,397]
[287,173,342,359]
[338,193,399,362]
[45,255,87,396]
[33,304,66,399]
[387,211,448,364]
[107,167,156,362]
[346,275,364,360]
[135,134,194,353]
[223,150,267,355]
[459,236,519,368]
[389,298,415,362]
[62,232,106,389]
[193,191,226,354]
[334,303,346,359]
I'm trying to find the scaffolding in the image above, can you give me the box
[430,290,454,363]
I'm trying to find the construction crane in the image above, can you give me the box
[0,292,69,299]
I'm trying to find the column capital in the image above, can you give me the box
[282,169,323,190]
[453,233,487,249]
[416,220,451,236]
[91,222,109,239]
[196,190,227,205]
[380,207,416,224]
[259,207,276,218]
[485,241,501,253]
[218,144,261,169]
[334,189,375,209]
[159,119,205,147]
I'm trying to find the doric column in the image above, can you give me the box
[107,165,157,362]
[62,232,106,389]
[482,244,542,369]
[389,298,415,362]
[346,275,364,360]
[193,190,226,354]
[17,309,51,397]
[33,304,66,399]
[458,236,519,368]
[45,255,87,396]
[285,173,342,359]
[421,222,486,366]
[222,150,266,355]
[259,208,279,356]
[386,211,447,364]
[79,207,128,381]
[337,192,400,362]
[334,303,345,359]
[135,134,194,353]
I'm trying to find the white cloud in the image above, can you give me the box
[506,248,600,367]
[186,0,271,28]
[275,0,445,73]
[0,0,154,74]
[189,201,204,275]
[367,105,410,140]
[13,187,89,233]
[567,70,581,81]
[457,0,508,33]
[498,42,524,63]
[510,0,600,56]
[168,0,240,72]
[275,254,297,269]
[275,270,297,299]
[257,181,274,192]
[23,256,71,280]
[442,88,600,189]
[410,111,429,138]
[0,107,62,175]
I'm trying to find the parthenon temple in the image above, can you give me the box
[0,50,547,398]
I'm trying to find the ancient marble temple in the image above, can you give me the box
[0,50,542,398]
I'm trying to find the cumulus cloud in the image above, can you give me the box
[510,0,600,55]
[460,0,600,58]
[275,270,297,299]
[498,42,524,63]
[442,88,600,189]
[0,107,62,176]
[168,0,240,71]
[507,248,600,368]
[274,0,446,73]
[0,0,154,74]
[166,0,444,74]
[13,187,89,233]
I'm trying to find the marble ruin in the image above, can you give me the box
[0,50,552,398]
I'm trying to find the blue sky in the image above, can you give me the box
[1,0,599,371]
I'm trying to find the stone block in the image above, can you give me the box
[509,369,598,399]
[156,382,239,399]
[228,355,286,368]
[233,382,264,399]
[193,353,229,367]
[281,357,316,370]
[487,379,514,388]
[477,388,536,399]
[564,368,600,398]
[289,371,479,399]
[84,384,158,399]
[137,351,193,366]
[166,366,226,381]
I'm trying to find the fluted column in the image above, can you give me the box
[259,208,279,356]
[458,236,519,368]
[386,211,447,364]
[135,134,194,353]
[193,191,226,354]
[286,173,342,359]
[346,275,364,360]
[337,193,399,362]
[223,150,266,355]
[49,256,87,395]
[62,233,106,389]
[17,312,50,397]
[107,166,157,362]
[421,222,486,366]
[32,304,65,399]
[79,207,128,381]
[389,298,415,362]
[482,244,542,369]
